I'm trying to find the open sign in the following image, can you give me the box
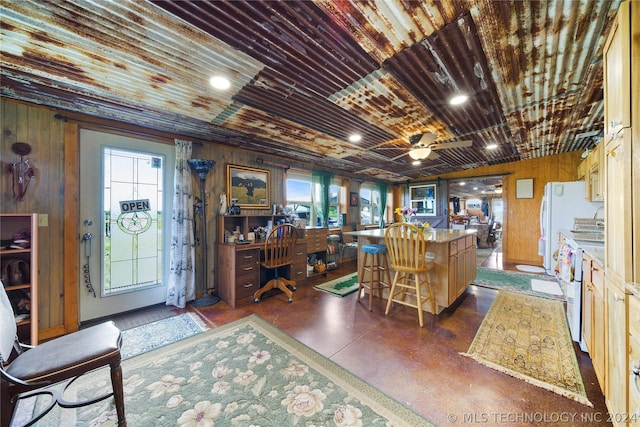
[119,199,150,213]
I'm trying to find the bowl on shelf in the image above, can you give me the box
[313,263,327,273]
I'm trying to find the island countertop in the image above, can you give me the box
[344,227,477,243]
[345,226,478,314]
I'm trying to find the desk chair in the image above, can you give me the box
[0,282,126,427]
[384,223,436,327]
[339,225,358,261]
[254,224,298,303]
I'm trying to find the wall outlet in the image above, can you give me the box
[38,213,48,227]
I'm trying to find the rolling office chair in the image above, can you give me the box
[253,224,298,303]
[0,282,126,427]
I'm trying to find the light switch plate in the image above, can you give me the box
[38,213,48,227]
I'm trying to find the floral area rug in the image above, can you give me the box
[461,292,592,407]
[120,312,209,359]
[313,272,359,297]
[473,267,566,300]
[32,314,437,426]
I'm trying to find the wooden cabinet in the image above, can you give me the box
[607,278,629,426]
[582,254,606,392]
[291,242,308,286]
[216,245,260,308]
[628,295,640,425]
[447,235,476,305]
[579,142,604,202]
[305,227,328,280]
[603,2,637,423]
[0,213,38,345]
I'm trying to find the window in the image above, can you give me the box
[359,184,393,226]
[286,175,312,221]
[409,184,436,216]
[359,186,379,225]
[286,172,342,226]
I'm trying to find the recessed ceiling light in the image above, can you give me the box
[459,182,466,186]
[450,94,468,105]
[349,134,362,143]
[412,160,422,166]
[473,187,478,190]
[486,143,498,150]
[209,76,230,90]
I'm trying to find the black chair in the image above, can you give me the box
[0,282,126,427]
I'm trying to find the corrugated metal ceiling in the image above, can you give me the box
[0,0,621,182]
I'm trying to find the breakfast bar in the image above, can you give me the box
[345,228,478,314]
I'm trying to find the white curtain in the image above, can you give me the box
[166,140,195,308]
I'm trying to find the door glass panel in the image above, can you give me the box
[103,147,164,295]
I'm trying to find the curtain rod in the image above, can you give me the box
[53,114,203,146]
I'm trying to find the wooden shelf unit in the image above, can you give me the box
[1,213,38,345]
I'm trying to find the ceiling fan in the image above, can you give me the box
[377,133,473,161]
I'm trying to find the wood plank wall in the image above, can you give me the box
[417,152,583,265]
[1,101,67,339]
[2,98,581,338]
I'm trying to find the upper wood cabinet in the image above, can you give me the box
[579,143,605,202]
[604,1,631,143]
[603,2,638,425]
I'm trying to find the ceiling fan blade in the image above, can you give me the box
[430,140,473,150]
[390,152,409,161]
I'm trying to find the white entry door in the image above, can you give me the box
[79,129,174,322]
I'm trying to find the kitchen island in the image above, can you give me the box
[345,228,477,314]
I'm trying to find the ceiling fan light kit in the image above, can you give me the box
[409,147,431,160]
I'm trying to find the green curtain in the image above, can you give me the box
[311,170,334,226]
[377,182,388,228]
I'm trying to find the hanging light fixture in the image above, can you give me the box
[409,133,436,160]
[187,158,219,307]
[408,146,431,160]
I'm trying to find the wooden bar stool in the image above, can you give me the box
[357,243,391,311]
[384,223,436,327]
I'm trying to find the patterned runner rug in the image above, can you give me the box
[31,314,436,426]
[313,272,360,297]
[120,312,209,359]
[461,292,592,407]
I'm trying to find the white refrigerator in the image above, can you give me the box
[539,181,603,274]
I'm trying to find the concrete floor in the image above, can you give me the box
[186,254,610,427]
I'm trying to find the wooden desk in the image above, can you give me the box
[345,228,477,314]
[216,240,308,307]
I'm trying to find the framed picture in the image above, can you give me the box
[516,178,534,199]
[349,192,359,206]
[226,164,270,209]
[409,183,437,216]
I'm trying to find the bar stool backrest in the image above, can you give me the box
[384,223,430,272]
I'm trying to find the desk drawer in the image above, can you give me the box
[236,250,259,268]
[236,270,260,299]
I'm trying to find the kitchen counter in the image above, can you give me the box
[344,227,477,243]
[559,229,604,267]
[344,227,478,313]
